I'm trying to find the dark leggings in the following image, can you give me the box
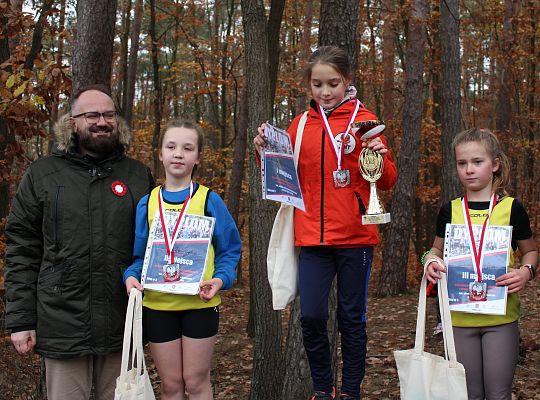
[453,321,519,400]
[298,246,373,397]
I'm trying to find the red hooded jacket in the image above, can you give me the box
[289,99,397,247]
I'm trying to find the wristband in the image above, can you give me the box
[420,250,433,266]
[522,264,536,280]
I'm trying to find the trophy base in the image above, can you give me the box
[362,213,391,225]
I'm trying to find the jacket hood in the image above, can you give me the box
[53,113,132,152]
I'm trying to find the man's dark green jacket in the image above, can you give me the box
[5,115,154,358]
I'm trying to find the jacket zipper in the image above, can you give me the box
[320,127,325,245]
[88,167,96,347]
[54,186,63,254]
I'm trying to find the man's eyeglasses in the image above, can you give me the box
[71,111,117,124]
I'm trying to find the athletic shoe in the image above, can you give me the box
[339,394,359,400]
[432,322,443,336]
[311,387,336,400]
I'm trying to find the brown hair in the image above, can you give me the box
[159,119,204,177]
[452,128,510,196]
[301,46,352,86]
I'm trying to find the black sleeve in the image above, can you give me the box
[5,167,43,331]
[435,201,452,238]
[510,199,533,245]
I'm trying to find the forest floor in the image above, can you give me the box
[0,271,538,400]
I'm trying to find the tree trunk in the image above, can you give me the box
[296,0,314,113]
[24,0,53,71]
[366,0,381,116]
[525,0,537,204]
[72,0,117,94]
[118,0,132,112]
[495,0,519,195]
[228,86,248,223]
[495,0,518,135]
[319,0,359,84]
[124,0,144,128]
[281,299,312,399]
[439,0,461,203]
[267,0,285,115]
[379,0,428,296]
[149,0,162,178]
[242,0,284,398]
[7,0,23,52]
[172,13,179,119]
[227,86,248,284]
[49,0,66,152]
[1,9,12,220]
[313,3,361,390]
[382,0,396,149]
[217,0,236,147]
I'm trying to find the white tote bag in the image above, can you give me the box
[114,289,156,400]
[394,273,468,400]
[267,112,308,310]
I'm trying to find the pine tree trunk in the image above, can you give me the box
[72,0,117,93]
[495,0,518,135]
[267,0,285,115]
[124,0,144,128]
[50,0,65,128]
[118,0,132,112]
[379,0,428,296]
[440,0,461,203]
[149,0,162,178]
[382,0,395,149]
[227,86,248,284]
[242,0,284,398]
[296,0,314,113]
[319,0,359,85]
[0,8,13,221]
[282,299,312,399]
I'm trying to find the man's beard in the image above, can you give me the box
[76,125,120,157]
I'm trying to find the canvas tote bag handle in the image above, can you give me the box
[293,112,308,167]
[438,273,459,365]
[414,273,459,365]
[119,289,146,386]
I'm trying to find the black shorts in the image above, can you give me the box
[143,306,219,343]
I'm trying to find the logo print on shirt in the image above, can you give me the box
[335,132,356,154]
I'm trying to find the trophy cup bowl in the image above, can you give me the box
[351,120,386,140]
[353,121,391,225]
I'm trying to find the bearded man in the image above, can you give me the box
[5,84,154,400]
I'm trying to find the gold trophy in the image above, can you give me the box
[352,121,391,225]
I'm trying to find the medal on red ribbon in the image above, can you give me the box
[319,100,360,189]
[462,193,497,302]
[158,182,193,282]
[111,181,127,197]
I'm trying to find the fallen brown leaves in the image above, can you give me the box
[0,279,538,399]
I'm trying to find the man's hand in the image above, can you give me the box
[11,330,36,354]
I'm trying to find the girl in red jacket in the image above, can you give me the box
[254,46,397,400]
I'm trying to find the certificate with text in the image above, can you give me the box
[261,123,305,211]
[141,212,215,295]
[444,223,512,315]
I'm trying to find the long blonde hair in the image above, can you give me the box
[452,128,510,196]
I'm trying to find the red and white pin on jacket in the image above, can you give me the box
[111,181,127,197]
